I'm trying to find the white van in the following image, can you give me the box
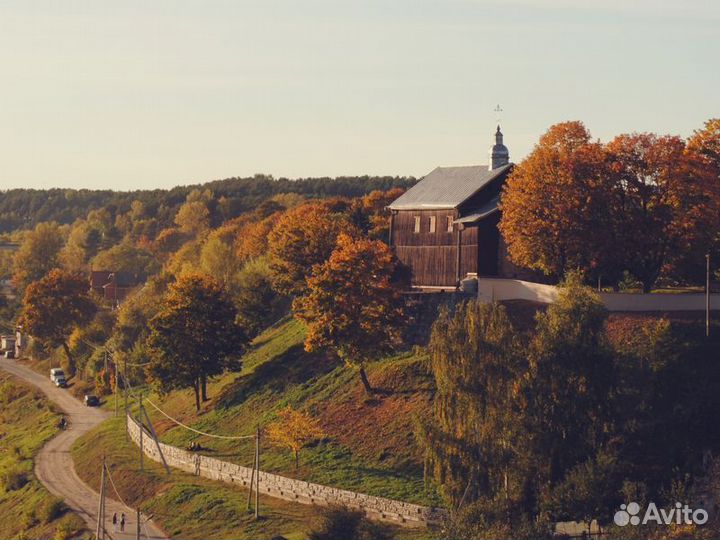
[50,368,67,388]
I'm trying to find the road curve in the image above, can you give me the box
[0,359,168,540]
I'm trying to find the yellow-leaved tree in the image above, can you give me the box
[266,406,325,469]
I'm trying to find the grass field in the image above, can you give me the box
[0,370,88,539]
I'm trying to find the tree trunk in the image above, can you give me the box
[193,379,200,412]
[358,366,373,395]
[61,341,76,377]
[201,374,208,401]
[295,450,299,470]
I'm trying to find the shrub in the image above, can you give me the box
[308,506,393,540]
[443,497,553,540]
[1,467,29,491]
[54,513,85,540]
[37,496,66,523]
[20,509,38,530]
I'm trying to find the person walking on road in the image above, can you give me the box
[112,512,118,533]
[120,513,126,532]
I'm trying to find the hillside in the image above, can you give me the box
[139,318,439,505]
[71,317,441,539]
[0,370,87,539]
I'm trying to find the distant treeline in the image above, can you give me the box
[0,174,416,233]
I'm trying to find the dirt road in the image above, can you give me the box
[0,359,167,540]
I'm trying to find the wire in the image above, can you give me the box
[144,398,254,440]
[105,464,155,540]
[104,464,130,508]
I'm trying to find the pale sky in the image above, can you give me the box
[0,0,718,190]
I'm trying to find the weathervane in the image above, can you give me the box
[494,104,503,125]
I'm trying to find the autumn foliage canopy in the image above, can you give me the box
[499,119,720,291]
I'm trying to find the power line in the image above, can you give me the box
[104,463,129,508]
[144,398,254,440]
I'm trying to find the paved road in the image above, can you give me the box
[0,359,167,540]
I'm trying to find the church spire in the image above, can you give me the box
[489,124,510,170]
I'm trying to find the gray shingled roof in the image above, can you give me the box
[388,164,511,210]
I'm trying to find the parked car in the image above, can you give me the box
[50,368,67,388]
[84,395,99,407]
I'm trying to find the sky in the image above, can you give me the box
[0,0,718,191]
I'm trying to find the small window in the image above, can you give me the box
[429,216,436,233]
[447,215,453,232]
[413,216,421,233]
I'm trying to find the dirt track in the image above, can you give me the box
[0,359,167,540]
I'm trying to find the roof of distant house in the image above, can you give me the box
[387,163,511,210]
[90,270,137,289]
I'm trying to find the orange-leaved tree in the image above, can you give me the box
[146,272,247,411]
[267,202,356,295]
[499,121,618,284]
[349,187,406,241]
[605,133,702,291]
[677,118,720,282]
[18,269,97,375]
[266,406,325,469]
[293,234,406,395]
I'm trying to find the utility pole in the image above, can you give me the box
[255,426,260,519]
[140,403,171,475]
[246,433,256,511]
[707,253,711,338]
[114,356,118,418]
[96,457,106,539]
[136,507,141,540]
[139,394,144,472]
[124,358,129,440]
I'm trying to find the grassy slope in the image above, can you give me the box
[72,416,322,540]
[72,418,434,540]
[0,371,87,539]
[140,318,441,507]
[71,319,439,539]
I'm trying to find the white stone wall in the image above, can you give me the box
[126,415,446,527]
[478,277,720,312]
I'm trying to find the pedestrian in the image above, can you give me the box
[112,512,118,533]
[120,513,125,532]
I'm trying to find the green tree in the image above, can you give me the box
[146,273,246,411]
[199,227,241,287]
[418,301,524,507]
[293,234,405,395]
[18,269,97,375]
[234,257,287,338]
[174,191,211,236]
[518,273,616,514]
[91,242,159,280]
[12,222,65,290]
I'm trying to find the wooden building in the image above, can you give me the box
[388,126,520,288]
[89,270,139,306]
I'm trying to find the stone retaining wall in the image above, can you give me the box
[126,415,445,527]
